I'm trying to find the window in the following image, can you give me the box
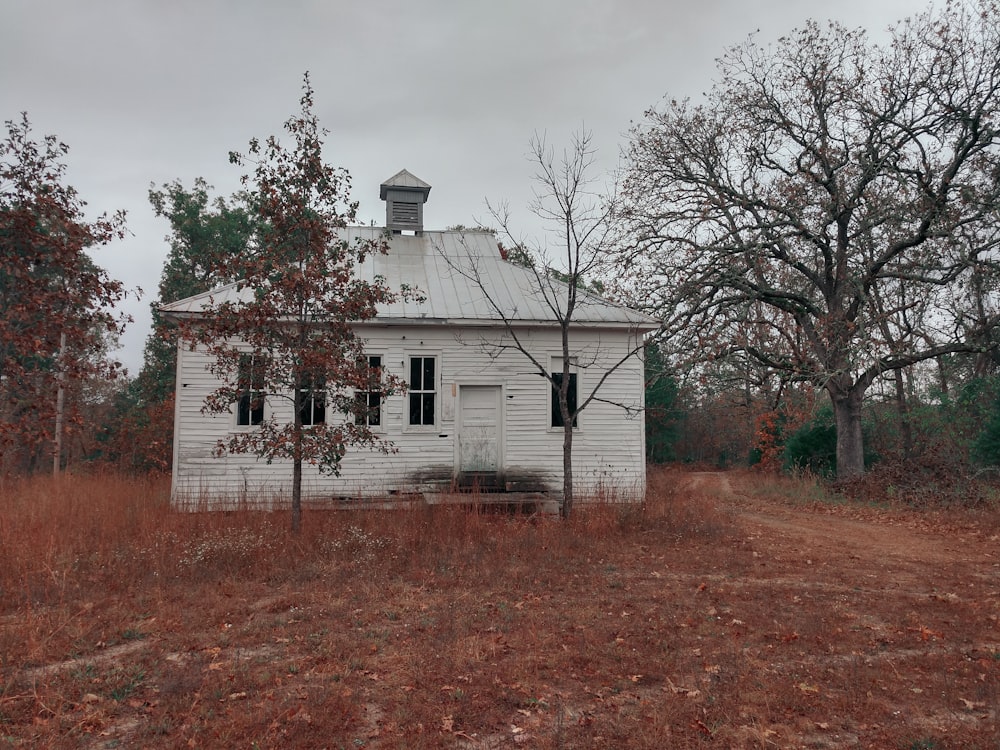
[408,356,436,426]
[355,355,383,427]
[551,370,578,428]
[300,374,326,426]
[236,354,264,426]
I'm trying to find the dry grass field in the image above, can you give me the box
[2,466,1000,748]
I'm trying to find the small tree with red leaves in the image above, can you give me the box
[178,75,407,531]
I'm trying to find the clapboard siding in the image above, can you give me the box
[172,324,646,506]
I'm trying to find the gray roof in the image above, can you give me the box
[379,169,431,201]
[160,228,660,330]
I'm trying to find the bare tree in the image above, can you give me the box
[622,3,1000,479]
[447,131,658,517]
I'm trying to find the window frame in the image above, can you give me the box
[354,354,384,429]
[235,354,265,428]
[299,373,327,427]
[549,357,579,430]
[407,354,438,428]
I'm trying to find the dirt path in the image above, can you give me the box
[662,470,1000,746]
[683,470,997,569]
[677,470,1000,637]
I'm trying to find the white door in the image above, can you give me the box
[458,385,501,476]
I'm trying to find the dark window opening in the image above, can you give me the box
[355,355,383,427]
[551,372,578,428]
[300,374,326,426]
[237,354,265,426]
[408,356,436,426]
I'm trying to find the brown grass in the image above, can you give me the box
[1,466,998,748]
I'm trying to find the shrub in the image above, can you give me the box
[972,394,1000,467]
[782,408,838,477]
[782,407,878,477]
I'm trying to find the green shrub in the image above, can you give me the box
[782,406,878,477]
[783,408,838,476]
[972,394,1000,466]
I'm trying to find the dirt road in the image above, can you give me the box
[670,471,1000,746]
[690,469,995,568]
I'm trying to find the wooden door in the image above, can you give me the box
[457,385,501,483]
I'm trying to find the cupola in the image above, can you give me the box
[379,169,431,235]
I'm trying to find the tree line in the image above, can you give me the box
[3,2,1000,502]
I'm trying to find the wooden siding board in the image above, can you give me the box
[172,326,646,504]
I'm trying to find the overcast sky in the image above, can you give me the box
[2,0,920,374]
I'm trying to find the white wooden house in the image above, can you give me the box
[162,171,659,507]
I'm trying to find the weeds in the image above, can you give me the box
[2,468,999,747]
[178,525,276,571]
[320,524,392,565]
[106,666,146,702]
[119,628,145,642]
[742,469,843,506]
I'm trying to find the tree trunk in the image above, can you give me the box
[935,356,950,400]
[893,368,913,459]
[53,331,66,476]
[291,383,303,533]
[558,350,574,519]
[562,421,574,519]
[831,389,865,480]
[292,456,302,533]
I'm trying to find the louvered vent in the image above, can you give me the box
[379,170,431,235]
[392,201,419,226]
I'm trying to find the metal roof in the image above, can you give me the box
[160,228,660,330]
[379,169,431,200]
